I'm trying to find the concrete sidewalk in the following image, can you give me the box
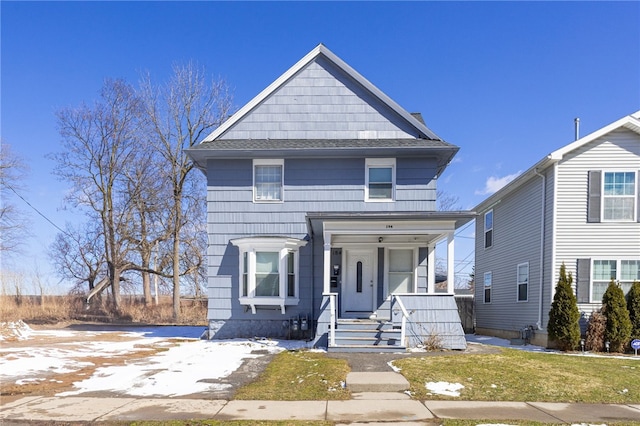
[2,395,640,423]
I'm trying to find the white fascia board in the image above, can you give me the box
[201,44,441,143]
[474,110,640,214]
[324,220,456,234]
[549,111,640,160]
[317,46,442,141]
[202,45,324,142]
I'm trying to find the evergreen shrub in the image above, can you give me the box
[602,280,632,353]
[626,280,640,341]
[548,263,581,351]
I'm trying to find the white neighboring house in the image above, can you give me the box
[474,111,640,347]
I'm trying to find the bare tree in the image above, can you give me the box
[436,189,461,211]
[0,143,29,256]
[122,147,172,305]
[140,62,232,319]
[49,220,106,293]
[51,79,142,309]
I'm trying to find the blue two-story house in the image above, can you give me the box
[186,44,473,351]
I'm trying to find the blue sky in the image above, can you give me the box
[2,1,639,291]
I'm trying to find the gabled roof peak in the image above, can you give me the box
[201,44,442,142]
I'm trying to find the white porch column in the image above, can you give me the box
[323,233,332,293]
[447,232,455,294]
[427,244,436,294]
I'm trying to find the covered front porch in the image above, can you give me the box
[306,212,474,351]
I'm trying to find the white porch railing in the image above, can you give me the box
[391,294,409,347]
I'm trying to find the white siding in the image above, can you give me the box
[553,128,640,314]
[475,174,546,333]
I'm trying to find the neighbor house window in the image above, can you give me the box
[484,210,493,249]
[388,249,415,294]
[592,260,617,302]
[366,158,395,201]
[484,271,492,303]
[603,172,636,221]
[517,262,529,302]
[254,159,283,202]
[232,237,307,314]
[592,259,640,301]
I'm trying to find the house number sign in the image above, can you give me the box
[632,339,640,356]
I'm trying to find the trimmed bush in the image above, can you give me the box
[602,280,632,353]
[626,280,640,341]
[585,310,606,351]
[548,263,581,351]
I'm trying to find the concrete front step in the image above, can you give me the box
[328,344,406,353]
[331,319,404,352]
[334,335,402,346]
[346,372,410,393]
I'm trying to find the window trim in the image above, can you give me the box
[516,262,529,302]
[484,210,494,249]
[590,258,640,302]
[384,247,418,297]
[253,159,284,203]
[483,271,492,304]
[365,158,396,202]
[601,171,637,222]
[231,237,307,313]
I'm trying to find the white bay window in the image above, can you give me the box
[232,237,307,314]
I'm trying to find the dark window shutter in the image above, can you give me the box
[576,258,591,303]
[587,171,601,223]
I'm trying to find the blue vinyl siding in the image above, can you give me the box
[205,155,439,325]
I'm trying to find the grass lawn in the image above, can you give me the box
[393,347,640,403]
[234,347,640,404]
[234,351,351,401]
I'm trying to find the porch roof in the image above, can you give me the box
[306,211,475,242]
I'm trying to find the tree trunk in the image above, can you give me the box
[172,206,181,320]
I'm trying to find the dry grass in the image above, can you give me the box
[0,295,207,325]
[393,347,640,403]
[234,351,351,401]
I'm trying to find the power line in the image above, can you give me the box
[4,184,69,237]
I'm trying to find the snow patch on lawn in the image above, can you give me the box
[425,381,464,397]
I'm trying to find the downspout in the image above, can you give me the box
[534,168,546,330]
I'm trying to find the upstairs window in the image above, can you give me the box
[366,158,395,201]
[484,210,493,248]
[603,172,636,221]
[254,159,283,202]
[588,170,638,222]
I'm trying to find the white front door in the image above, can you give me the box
[342,249,375,316]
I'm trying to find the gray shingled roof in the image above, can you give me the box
[189,138,454,151]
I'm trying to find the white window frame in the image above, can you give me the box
[384,247,418,297]
[517,262,529,302]
[483,271,492,304]
[591,259,640,302]
[602,171,636,222]
[253,159,284,203]
[484,210,493,249]
[231,237,307,314]
[365,158,396,202]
